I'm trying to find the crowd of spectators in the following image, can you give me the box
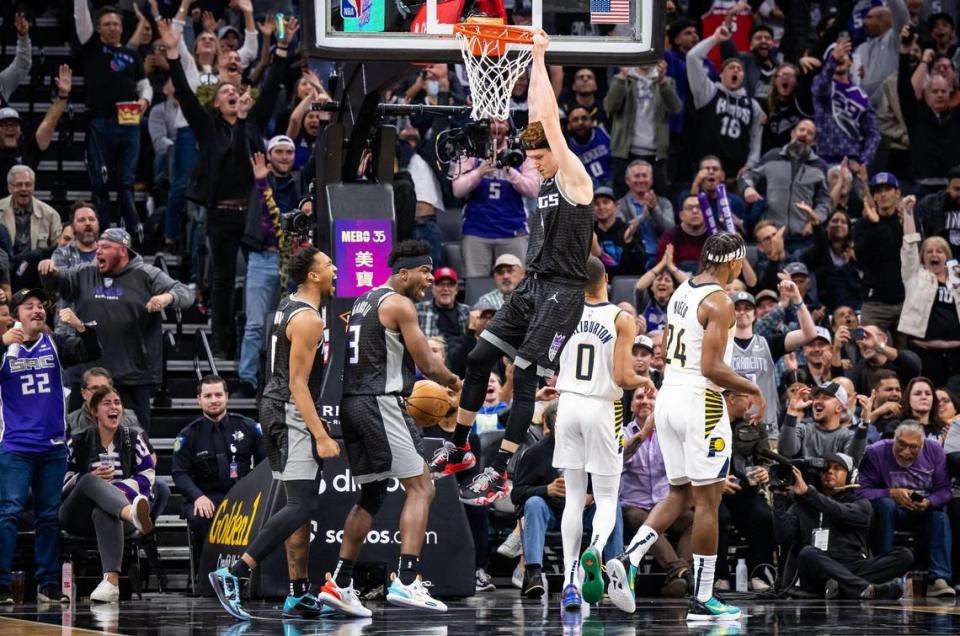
[1,0,960,605]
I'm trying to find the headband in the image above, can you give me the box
[521,137,550,151]
[391,255,433,273]
[705,245,746,264]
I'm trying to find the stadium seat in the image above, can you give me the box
[443,242,464,277]
[464,277,497,305]
[610,276,640,306]
[438,207,464,243]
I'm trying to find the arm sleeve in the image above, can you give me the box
[686,37,719,109]
[0,35,31,102]
[118,432,155,499]
[74,0,94,44]
[900,232,921,286]
[856,449,888,500]
[237,30,259,69]
[250,53,288,126]
[148,106,175,155]
[505,161,541,198]
[146,264,196,309]
[53,326,103,368]
[771,496,802,544]
[843,425,868,466]
[747,100,763,167]
[603,76,629,115]
[859,106,881,166]
[169,57,208,140]
[171,432,204,502]
[802,488,872,528]
[137,78,153,104]
[778,413,803,458]
[172,19,201,92]
[660,77,682,115]
[897,54,920,122]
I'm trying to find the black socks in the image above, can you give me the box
[398,554,419,585]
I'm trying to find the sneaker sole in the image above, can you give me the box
[385,592,447,612]
[208,572,250,621]
[605,559,636,613]
[430,455,477,480]
[686,611,742,622]
[318,592,372,618]
[522,584,545,599]
[580,547,604,604]
[134,497,154,535]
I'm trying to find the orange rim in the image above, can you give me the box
[453,22,535,46]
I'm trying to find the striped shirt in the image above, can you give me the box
[63,430,155,503]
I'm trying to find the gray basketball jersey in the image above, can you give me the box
[342,286,416,397]
[731,334,781,438]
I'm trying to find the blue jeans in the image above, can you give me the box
[871,497,952,581]
[0,446,68,587]
[411,216,443,268]
[86,117,141,230]
[166,127,198,243]
[239,251,281,386]
[521,496,624,567]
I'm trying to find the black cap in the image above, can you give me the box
[11,288,46,310]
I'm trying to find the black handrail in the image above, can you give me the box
[152,255,181,408]
[193,328,218,381]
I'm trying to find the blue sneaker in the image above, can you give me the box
[686,596,741,622]
[208,567,251,621]
[386,574,447,612]
[561,584,583,612]
[283,592,332,619]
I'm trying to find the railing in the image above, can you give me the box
[152,255,181,408]
[193,329,218,382]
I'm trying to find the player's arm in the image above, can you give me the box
[383,296,463,392]
[699,291,765,420]
[528,30,592,205]
[286,311,339,457]
[613,311,654,392]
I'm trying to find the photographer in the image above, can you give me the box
[772,453,911,599]
[780,382,869,465]
[860,422,955,597]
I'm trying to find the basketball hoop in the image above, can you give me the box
[454,22,534,121]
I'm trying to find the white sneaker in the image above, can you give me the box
[90,578,119,603]
[475,568,496,592]
[130,495,154,536]
[318,574,372,618]
[751,576,771,592]
[714,579,730,592]
[386,574,447,612]
[497,527,523,559]
[511,564,524,589]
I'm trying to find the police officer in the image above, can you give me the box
[172,375,265,563]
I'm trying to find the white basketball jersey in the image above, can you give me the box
[556,302,623,401]
[661,279,734,391]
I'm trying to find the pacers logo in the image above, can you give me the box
[707,437,725,458]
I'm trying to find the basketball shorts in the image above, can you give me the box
[340,394,426,485]
[262,397,322,482]
[654,384,732,486]
[552,392,624,476]
[481,275,584,376]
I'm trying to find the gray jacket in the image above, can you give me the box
[615,194,675,235]
[854,0,908,103]
[738,145,831,236]
[0,35,31,103]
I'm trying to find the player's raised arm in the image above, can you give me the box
[526,29,592,205]
[286,311,339,456]
[699,291,764,420]
[382,295,463,393]
[613,310,654,392]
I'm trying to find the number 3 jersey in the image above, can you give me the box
[662,280,734,392]
[0,332,67,452]
[556,303,623,401]
[342,286,416,397]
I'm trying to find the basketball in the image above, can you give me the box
[405,380,453,427]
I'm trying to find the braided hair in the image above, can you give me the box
[698,231,746,273]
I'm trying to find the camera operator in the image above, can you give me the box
[859,421,956,597]
[780,382,869,465]
[451,119,539,278]
[772,453,912,599]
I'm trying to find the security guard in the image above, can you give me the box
[172,375,265,563]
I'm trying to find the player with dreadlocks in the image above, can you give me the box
[605,232,765,623]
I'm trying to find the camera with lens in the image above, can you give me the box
[496,137,525,169]
[768,457,827,490]
[281,210,312,235]
[436,120,492,165]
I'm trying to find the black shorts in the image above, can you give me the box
[261,397,322,481]
[340,394,426,484]
[481,275,584,376]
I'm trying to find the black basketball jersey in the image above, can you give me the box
[525,176,593,282]
[342,286,416,397]
[261,295,325,403]
[696,89,755,174]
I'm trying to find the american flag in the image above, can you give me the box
[591,0,630,24]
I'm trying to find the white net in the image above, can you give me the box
[455,28,533,121]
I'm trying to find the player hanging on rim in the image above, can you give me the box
[319,240,462,616]
[605,232,764,622]
[209,247,340,621]
[430,28,595,506]
[553,257,656,612]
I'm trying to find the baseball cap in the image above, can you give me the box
[0,107,20,123]
[822,451,854,473]
[870,172,900,191]
[472,299,497,315]
[433,267,458,284]
[814,381,849,405]
[756,289,779,304]
[812,325,832,344]
[784,262,810,277]
[593,186,617,201]
[929,12,955,29]
[217,25,241,40]
[100,228,132,249]
[267,135,295,152]
[11,288,46,310]
[633,334,654,352]
[494,253,522,270]
[730,291,756,307]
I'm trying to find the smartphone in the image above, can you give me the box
[852,327,866,341]
[947,259,960,289]
[910,491,924,503]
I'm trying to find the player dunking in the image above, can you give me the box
[553,257,654,612]
[605,232,764,622]
[209,248,340,621]
[430,29,595,505]
[319,240,462,615]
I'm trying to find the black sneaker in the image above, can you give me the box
[0,585,13,604]
[867,579,904,600]
[234,382,257,399]
[459,467,510,507]
[825,578,839,600]
[521,570,545,599]
[282,592,332,619]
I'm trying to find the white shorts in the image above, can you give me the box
[553,392,624,476]
[654,384,732,486]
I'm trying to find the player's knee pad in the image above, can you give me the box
[461,339,503,411]
[357,480,388,516]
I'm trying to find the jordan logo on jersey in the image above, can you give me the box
[547,292,559,303]
[548,332,566,361]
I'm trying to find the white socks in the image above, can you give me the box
[625,525,659,568]
[561,469,588,588]
[693,553,717,602]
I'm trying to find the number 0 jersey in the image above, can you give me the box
[0,332,66,452]
[662,279,734,392]
[556,302,623,401]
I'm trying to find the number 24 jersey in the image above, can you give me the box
[661,280,734,392]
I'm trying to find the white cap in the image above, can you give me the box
[267,135,295,152]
